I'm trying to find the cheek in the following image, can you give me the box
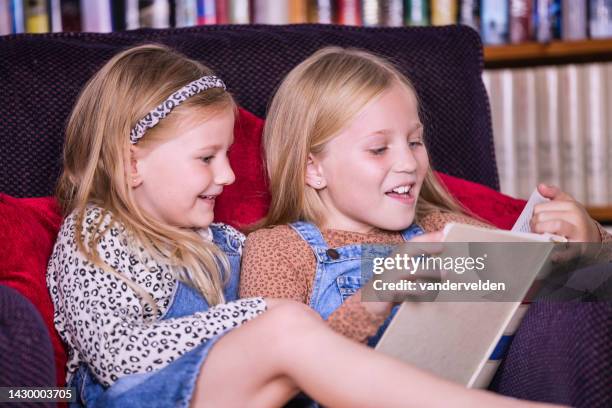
[416,150,430,179]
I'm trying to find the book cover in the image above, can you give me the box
[509,0,534,43]
[559,64,587,203]
[404,0,428,26]
[10,0,25,33]
[175,0,197,27]
[228,0,249,23]
[459,0,479,31]
[535,0,561,42]
[534,67,562,190]
[584,64,608,206]
[381,0,403,27]
[481,0,508,44]
[607,63,612,205]
[590,0,612,38]
[336,0,361,25]
[1,0,12,34]
[361,0,381,26]
[125,0,139,29]
[25,0,49,32]
[431,0,457,26]
[197,0,216,24]
[561,0,587,40]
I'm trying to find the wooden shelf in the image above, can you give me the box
[587,207,612,224]
[484,38,612,68]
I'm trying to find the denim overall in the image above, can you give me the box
[69,225,244,408]
[290,221,424,346]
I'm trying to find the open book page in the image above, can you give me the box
[511,188,549,233]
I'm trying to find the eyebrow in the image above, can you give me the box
[367,123,423,138]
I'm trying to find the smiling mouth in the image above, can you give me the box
[198,194,218,201]
[385,184,416,204]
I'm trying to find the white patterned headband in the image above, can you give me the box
[129,75,226,144]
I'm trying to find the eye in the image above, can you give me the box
[201,155,214,164]
[369,146,388,155]
[408,141,424,149]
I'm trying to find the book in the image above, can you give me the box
[561,0,587,40]
[381,0,403,27]
[513,69,538,200]
[375,222,559,388]
[288,0,307,23]
[216,0,229,23]
[430,0,457,26]
[559,64,587,203]
[197,0,216,24]
[49,0,62,32]
[458,0,479,31]
[1,0,12,34]
[584,64,608,206]
[175,0,197,27]
[307,0,333,24]
[534,66,562,189]
[140,0,170,28]
[404,0,428,26]
[80,0,112,32]
[10,0,25,33]
[590,0,612,38]
[481,0,508,44]
[509,0,534,43]
[361,0,381,26]
[25,0,49,33]
[535,0,561,42]
[336,0,361,25]
[228,0,249,24]
[252,0,287,24]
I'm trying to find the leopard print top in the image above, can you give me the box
[47,206,266,387]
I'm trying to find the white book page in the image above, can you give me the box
[511,189,549,233]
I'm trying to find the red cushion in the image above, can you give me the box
[0,107,525,390]
[0,194,67,386]
[214,108,270,228]
[436,172,527,230]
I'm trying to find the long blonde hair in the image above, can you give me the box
[261,46,467,228]
[57,44,234,309]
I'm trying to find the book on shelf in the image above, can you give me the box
[404,0,429,26]
[197,0,216,25]
[381,0,403,27]
[590,0,612,39]
[0,0,11,35]
[534,66,562,191]
[562,0,587,40]
[140,0,171,28]
[513,68,538,200]
[25,0,49,33]
[336,0,361,25]
[559,64,587,204]
[361,0,380,26]
[585,64,609,206]
[535,0,561,42]
[307,0,333,24]
[458,0,479,31]
[481,0,509,45]
[430,0,457,26]
[509,0,534,43]
[175,0,198,27]
[228,0,249,24]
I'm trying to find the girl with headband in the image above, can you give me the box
[48,44,559,407]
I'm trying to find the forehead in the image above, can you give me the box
[162,107,235,148]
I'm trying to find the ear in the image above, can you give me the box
[305,153,327,190]
[126,145,144,188]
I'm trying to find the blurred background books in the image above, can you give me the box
[1,0,612,222]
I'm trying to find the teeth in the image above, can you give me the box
[391,185,411,194]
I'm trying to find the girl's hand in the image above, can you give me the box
[530,184,601,242]
[362,231,444,318]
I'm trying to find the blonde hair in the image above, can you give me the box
[261,46,467,228]
[57,44,235,310]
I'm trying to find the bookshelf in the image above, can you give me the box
[587,207,612,224]
[484,39,612,68]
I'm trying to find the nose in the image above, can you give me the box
[392,145,418,174]
[215,155,236,186]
